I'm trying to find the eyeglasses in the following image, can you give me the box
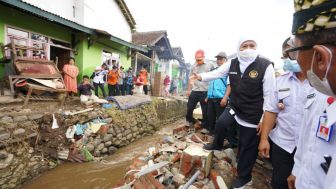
[196,59,203,62]
[285,45,314,60]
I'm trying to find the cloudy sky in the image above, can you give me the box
[125,0,295,69]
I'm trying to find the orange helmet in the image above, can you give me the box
[195,49,205,59]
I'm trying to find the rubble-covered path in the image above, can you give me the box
[19,119,272,189]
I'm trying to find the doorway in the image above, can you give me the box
[50,46,71,72]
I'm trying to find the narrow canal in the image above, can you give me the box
[20,120,185,189]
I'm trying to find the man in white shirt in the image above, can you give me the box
[118,66,126,96]
[191,38,275,189]
[287,1,336,188]
[259,38,311,189]
[93,63,108,97]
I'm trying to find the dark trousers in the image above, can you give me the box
[206,98,225,131]
[119,84,125,95]
[143,85,148,95]
[236,125,259,182]
[212,108,238,148]
[270,140,295,189]
[108,84,118,96]
[93,82,106,97]
[126,84,133,95]
[212,108,258,182]
[186,91,207,124]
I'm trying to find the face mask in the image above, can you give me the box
[306,46,335,97]
[283,59,301,72]
[237,48,258,64]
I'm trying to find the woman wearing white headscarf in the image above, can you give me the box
[191,37,275,189]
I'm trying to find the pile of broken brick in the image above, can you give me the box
[112,126,237,189]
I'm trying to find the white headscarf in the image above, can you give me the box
[237,37,258,64]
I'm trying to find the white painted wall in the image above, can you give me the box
[23,0,132,42]
[82,0,132,41]
[23,0,76,21]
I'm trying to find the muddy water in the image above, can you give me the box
[20,120,185,189]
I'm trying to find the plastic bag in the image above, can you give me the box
[81,147,94,161]
[51,114,59,129]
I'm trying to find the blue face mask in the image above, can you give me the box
[283,59,302,72]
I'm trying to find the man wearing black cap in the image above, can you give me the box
[204,52,236,147]
[287,1,336,188]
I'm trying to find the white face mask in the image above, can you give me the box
[306,46,335,97]
[237,48,258,64]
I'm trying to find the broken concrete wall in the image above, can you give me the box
[0,97,187,189]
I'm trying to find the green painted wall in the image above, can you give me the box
[172,65,179,78]
[0,5,72,78]
[0,5,131,86]
[77,39,130,79]
[0,5,71,42]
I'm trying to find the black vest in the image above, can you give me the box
[229,56,272,125]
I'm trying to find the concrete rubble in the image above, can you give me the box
[112,126,237,189]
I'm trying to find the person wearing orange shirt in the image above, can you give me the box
[107,66,119,96]
[63,57,79,97]
[140,66,148,95]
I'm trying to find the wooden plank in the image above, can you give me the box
[23,87,33,107]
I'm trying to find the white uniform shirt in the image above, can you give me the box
[93,66,108,84]
[265,72,311,153]
[200,57,275,128]
[292,90,336,189]
[324,102,336,189]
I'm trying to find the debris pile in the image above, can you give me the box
[113,126,237,189]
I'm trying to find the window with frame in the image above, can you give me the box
[102,50,120,70]
[6,27,49,59]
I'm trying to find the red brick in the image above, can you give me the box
[173,126,188,135]
[193,156,203,168]
[145,173,165,189]
[139,175,155,189]
[180,153,193,176]
[172,153,181,163]
[210,170,220,189]
[134,180,146,189]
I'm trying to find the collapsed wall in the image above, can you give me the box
[0,98,187,189]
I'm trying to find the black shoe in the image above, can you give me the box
[203,143,222,151]
[233,178,252,189]
[223,143,238,149]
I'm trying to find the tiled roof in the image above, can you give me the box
[132,31,167,46]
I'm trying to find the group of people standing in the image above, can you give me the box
[187,1,336,189]
[91,64,149,97]
[163,75,179,96]
[61,59,149,105]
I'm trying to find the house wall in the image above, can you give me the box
[0,5,131,81]
[22,0,76,21]
[76,39,131,79]
[0,5,72,77]
[82,0,132,42]
[22,0,132,42]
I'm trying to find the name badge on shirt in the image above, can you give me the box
[307,93,316,99]
[316,115,334,142]
[229,72,237,75]
[278,88,290,92]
